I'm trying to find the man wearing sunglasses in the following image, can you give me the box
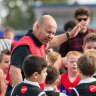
[59,7,96,57]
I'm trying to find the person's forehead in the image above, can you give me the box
[85,41,96,46]
[68,54,79,60]
[76,15,88,18]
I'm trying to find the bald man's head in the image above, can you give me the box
[38,15,57,27]
[33,15,57,45]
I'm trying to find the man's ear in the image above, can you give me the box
[33,72,38,79]
[87,16,90,23]
[36,23,40,30]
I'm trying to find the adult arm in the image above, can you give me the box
[9,45,31,86]
[48,21,86,48]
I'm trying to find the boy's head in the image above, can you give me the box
[66,51,82,73]
[64,20,77,32]
[74,7,90,33]
[4,27,15,41]
[77,53,96,77]
[0,49,11,75]
[83,33,96,52]
[47,51,61,65]
[22,55,47,84]
[45,65,60,86]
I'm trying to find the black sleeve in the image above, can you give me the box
[11,45,31,69]
[71,89,77,96]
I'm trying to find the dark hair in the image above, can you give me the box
[74,7,90,18]
[22,55,47,78]
[83,33,96,46]
[64,20,77,31]
[77,53,96,76]
[46,65,60,85]
[0,49,11,62]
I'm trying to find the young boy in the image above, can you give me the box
[47,51,61,65]
[71,53,96,96]
[10,55,47,96]
[0,49,11,77]
[83,33,96,52]
[44,65,67,96]
[0,49,11,96]
[59,51,82,96]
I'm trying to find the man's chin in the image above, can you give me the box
[80,27,87,33]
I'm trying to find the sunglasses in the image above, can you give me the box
[77,18,87,22]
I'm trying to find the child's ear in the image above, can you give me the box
[54,79,59,86]
[78,68,81,74]
[82,45,85,53]
[65,63,68,68]
[33,72,38,79]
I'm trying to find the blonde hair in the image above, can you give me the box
[47,51,61,64]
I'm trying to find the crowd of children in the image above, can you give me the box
[0,6,96,96]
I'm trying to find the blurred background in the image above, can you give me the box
[0,0,96,39]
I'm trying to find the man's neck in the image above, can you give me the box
[80,27,88,33]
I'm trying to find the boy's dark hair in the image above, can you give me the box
[22,55,47,78]
[64,20,77,31]
[46,65,60,85]
[0,49,11,62]
[83,33,96,46]
[77,53,96,76]
[74,7,90,18]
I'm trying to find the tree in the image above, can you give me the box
[2,0,35,30]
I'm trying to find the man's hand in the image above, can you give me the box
[69,21,86,38]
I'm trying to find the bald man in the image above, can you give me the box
[6,15,85,95]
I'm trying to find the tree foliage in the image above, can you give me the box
[2,0,67,29]
[2,0,35,30]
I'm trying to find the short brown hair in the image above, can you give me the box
[4,27,14,33]
[77,53,96,76]
[66,51,82,60]
[74,7,90,18]
[45,65,60,85]
[83,33,96,46]
[0,49,11,62]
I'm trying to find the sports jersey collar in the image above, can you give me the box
[44,87,54,91]
[23,79,40,88]
[25,30,42,47]
[79,78,96,84]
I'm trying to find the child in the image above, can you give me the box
[84,49,96,78]
[0,49,11,77]
[4,27,17,45]
[0,49,11,96]
[47,51,61,65]
[10,55,47,96]
[83,33,96,52]
[45,65,67,96]
[71,53,96,96]
[59,51,82,96]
